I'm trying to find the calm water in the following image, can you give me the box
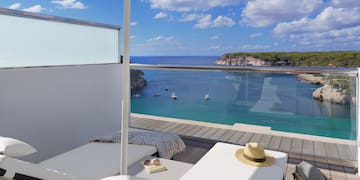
[131,56,356,140]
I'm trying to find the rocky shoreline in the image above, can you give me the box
[215,54,271,66]
[297,74,350,104]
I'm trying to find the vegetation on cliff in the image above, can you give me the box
[223,51,360,67]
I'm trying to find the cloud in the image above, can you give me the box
[242,0,322,27]
[250,33,263,38]
[331,0,360,8]
[52,0,86,9]
[273,6,360,49]
[153,12,168,19]
[274,7,360,34]
[23,5,45,13]
[147,35,175,42]
[208,44,270,51]
[194,15,235,29]
[210,35,220,40]
[131,21,138,26]
[180,13,200,22]
[8,3,21,10]
[147,0,242,12]
[130,36,137,39]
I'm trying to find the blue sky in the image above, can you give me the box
[1,0,360,56]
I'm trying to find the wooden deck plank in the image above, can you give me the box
[145,120,167,130]
[151,122,173,131]
[291,138,303,154]
[185,126,204,136]
[130,118,149,127]
[259,134,272,148]
[249,133,262,142]
[192,127,211,137]
[336,144,354,161]
[176,124,197,135]
[228,131,245,144]
[268,136,282,150]
[314,141,327,158]
[279,137,292,152]
[302,140,314,156]
[217,130,237,142]
[161,123,180,132]
[169,124,190,134]
[135,118,158,129]
[237,132,254,145]
[210,128,227,140]
[325,143,340,159]
[200,128,219,139]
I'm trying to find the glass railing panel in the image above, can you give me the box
[0,10,119,68]
[131,67,357,140]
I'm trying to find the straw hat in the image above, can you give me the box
[235,142,275,167]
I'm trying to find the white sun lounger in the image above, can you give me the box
[39,142,157,180]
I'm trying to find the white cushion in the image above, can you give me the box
[39,143,157,180]
[0,137,36,157]
[0,155,75,180]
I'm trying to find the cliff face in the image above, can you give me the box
[215,55,271,66]
[297,74,350,104]
[131,69,147,94]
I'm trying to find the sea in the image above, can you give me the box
[130,56,356,140]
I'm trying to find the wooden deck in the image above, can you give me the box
[130,114,358,178]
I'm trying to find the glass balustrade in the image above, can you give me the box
[130,65,357,140]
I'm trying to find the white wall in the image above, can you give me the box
[0,64,122,163]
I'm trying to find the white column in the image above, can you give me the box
[356,68,360,174]
[120,0,131,175]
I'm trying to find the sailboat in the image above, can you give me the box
[171,92,177,100]
[204,94,210,101]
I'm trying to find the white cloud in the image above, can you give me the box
[331,0,360,8]
[131,21,138,26]
[242,0,322,27]
[194,15,235,29]
[273,6,360,49]
[52,0,86,9]
[130,36,137,39]
[208,44,270,51]
[210,35,220,40]
[8,3,21,10]
[148,0,242,12]
[250,33,263,38]
[148,35,175,42]
[153,12,168,19]
[274,7,360,34]
[180,13,200,22]
[23,5,45,13]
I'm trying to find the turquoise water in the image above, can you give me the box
[131,56,356,140]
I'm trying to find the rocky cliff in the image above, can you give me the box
[131,69,147,94]
[215,54,271,66]
[297,74,350,104]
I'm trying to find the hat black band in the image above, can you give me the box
[243,154,266,162]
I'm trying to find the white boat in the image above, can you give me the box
[171,92,177,100]
[204,94,209,101]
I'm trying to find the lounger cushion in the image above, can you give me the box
[39,143,156,180]
[0,155,74,180]
[295,161,326,180]
[0,137,36,157]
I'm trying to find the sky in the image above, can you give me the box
[1,0,360,56]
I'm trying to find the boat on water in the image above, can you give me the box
[171,92,177,100]
[204,94,210,101]
[153,93,161,96]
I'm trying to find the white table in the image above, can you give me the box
[180,142,288,180]
[128,156,194,180]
